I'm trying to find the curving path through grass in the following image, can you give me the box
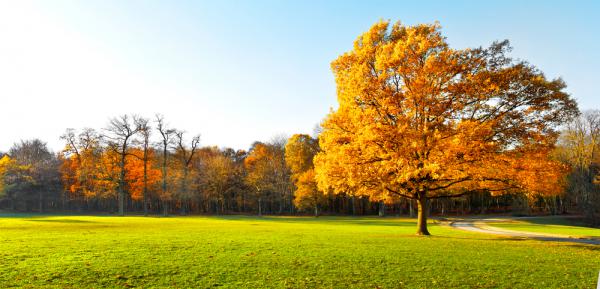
[449,217,600,245]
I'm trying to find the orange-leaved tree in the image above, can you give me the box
[315,20,578,235]
[60,128,104,202]
[125,148,162,203]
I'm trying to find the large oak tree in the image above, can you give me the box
[315,20,578,235]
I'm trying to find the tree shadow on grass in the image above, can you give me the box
[0,212,111,218]
[434,234,600,248]
[430,234,531,242]
[212,215,420,227]
[0,213,59,218]
[563,243,600,251]
[509,216,598,229]
[26,219,96,223]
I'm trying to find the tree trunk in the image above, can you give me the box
[162,200,169,216]
[314,204,318,217]
[441,200,445,216]
[118,144,127,216]
[62,191,67,211]
[241,192,245,212]
[279,192,284,214]
[416,194,430,235]
[378,200,385,217]
[118,190,125,216]
[143,193,148,216]
[180,200,186,215]
[258,197,262,216]
[143,156,148,216]
[39,191,43,213]
[161,143,168,215]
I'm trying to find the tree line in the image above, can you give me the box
[0,111,597,223]
[0,114,366,216]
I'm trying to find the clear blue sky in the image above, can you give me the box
[0,0,598,152]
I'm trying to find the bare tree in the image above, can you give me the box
[104,115,140,216]
[61,129,81,161]
[173,130,200,215]
[155,114,176,216]
[133,117,152,216]
[556,110,600,224]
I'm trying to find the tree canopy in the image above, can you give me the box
[315,20,578,235]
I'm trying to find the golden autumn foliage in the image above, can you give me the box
[244,143,271,192]
[315,20,578,234]
[285,134,319,176]
[285,134,325,215]
[245,143,283,193]
[196,147,242,212]
[0,155,33,199]
[245,142,290,215]
[0,155,14,195]
[0,156,9,170]
[292,169,326,216]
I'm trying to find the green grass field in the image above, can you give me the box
[1,215,599,288]
[487,216,600,238]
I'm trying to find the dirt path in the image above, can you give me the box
[449,218,600,245]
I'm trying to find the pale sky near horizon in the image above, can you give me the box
[0,0,598,153]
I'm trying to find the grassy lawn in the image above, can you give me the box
[487,216,600,238]
[0,215,599,288]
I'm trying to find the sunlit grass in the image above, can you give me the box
[0,215,598,288]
